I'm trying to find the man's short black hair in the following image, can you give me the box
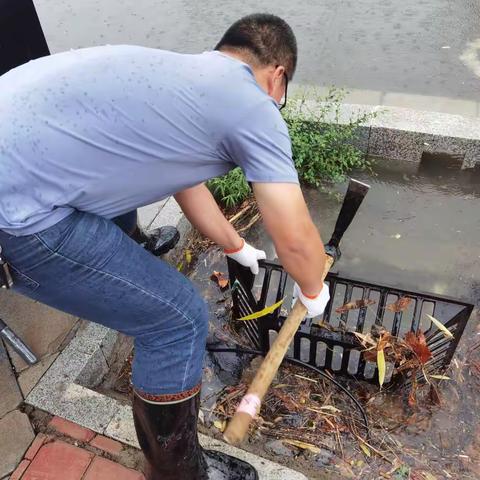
[215,13,297,80]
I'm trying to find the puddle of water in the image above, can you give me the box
[247,157,480,304]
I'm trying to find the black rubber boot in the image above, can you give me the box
[132,391,258,480]
[131,225,180,256]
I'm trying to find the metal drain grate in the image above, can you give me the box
[228,258,473,386]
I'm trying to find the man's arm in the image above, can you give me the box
[252,182,327,297]
[174,183,243,251]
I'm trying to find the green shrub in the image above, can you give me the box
[207,166,251,209]
[207,87,375,206]
[284,87,375,186]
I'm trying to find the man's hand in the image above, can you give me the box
[293,282,330,318]
[225,240,266,275]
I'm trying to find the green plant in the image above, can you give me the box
[284,87,375,186]
[207,167,251,209]
[392,465,411,480]
[207,87,376,206]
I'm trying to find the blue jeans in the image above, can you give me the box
[0,211,208,398]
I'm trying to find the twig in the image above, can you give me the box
[294,374,318,383]
[351,432,394,464]
[335,426,345,459]
[228,204,252,224]
[237,213,261,234]
[305,407,340,418]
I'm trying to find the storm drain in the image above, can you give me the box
[228,258,473,387]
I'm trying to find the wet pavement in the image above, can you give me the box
[34,0,480,115]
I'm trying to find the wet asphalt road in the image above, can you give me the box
[34,0,480,105]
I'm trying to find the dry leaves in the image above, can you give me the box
[429,374,450,381]
[404,331,432,365]
[428,384,441,405]
[210,270,229,289]
[283,439,323,454]
[213,419,227,432]
[386,296,413,312]
[411,470,439,480]
[359,442,372,457]
[353,327,439,400]
[336,299,376,314]
[425,313,454,338]
[271,388,302,412]
[377,349,386,387]
[408,387,417,408]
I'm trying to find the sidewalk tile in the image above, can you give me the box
[24,433,49,460]
[48,416,95,443]
[23,440,94,480]
[0,410,35,478]
[10,459,30,480]
[83,457,144,480]
[90,435,123,456]
[0,341,23,417]
[0,291,78,372]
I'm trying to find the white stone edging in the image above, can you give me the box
[291,101,480,167]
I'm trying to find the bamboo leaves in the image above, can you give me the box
[238,298,284,321]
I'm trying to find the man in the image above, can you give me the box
[0,13,330,480]
[0,0,181,257]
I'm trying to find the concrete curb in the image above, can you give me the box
[292,101,480,167]
[25,103,479,479]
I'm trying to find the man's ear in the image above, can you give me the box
[274,65,285,81]
[266,65,285,95]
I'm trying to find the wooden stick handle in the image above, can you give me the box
[223,255,334,445]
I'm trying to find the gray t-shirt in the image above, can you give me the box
[0,45,298,236]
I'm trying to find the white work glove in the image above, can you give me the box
[225,240,266,275]
[293,282,330,318]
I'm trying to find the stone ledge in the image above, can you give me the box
[294,100,480,166]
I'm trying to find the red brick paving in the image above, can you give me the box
[24,433,49,460]
[83,457,145,480]
[22,440,94,480]
[15,429,145,480]
[90,434,123,456]
[48,416,96,443]
[10,459,30,480]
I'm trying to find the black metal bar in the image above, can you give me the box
[340,282,354,327]
[411,297,422,332]
[356,287,370,332]
[376,289,388,327]
[0,0,50,76]
[321,277,336,326]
